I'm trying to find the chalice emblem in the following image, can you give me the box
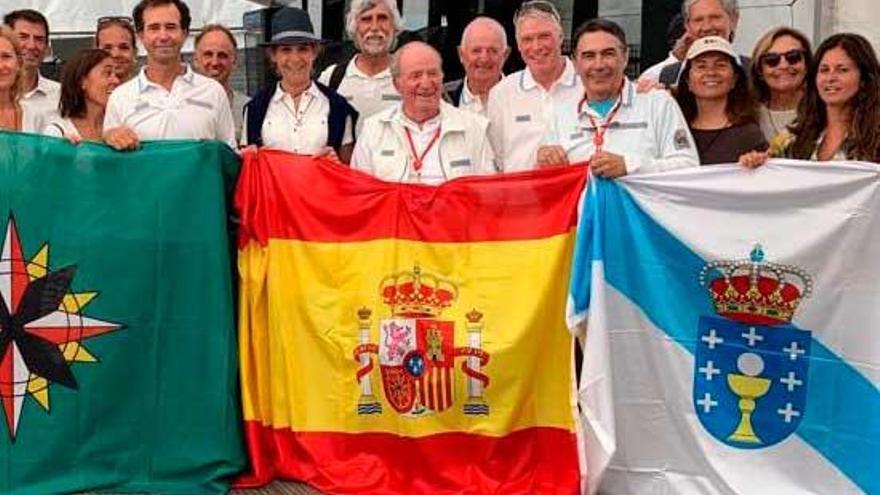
[695,245,813,449]
[726,352,770,443]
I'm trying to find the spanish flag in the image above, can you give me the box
[235,149,587,494]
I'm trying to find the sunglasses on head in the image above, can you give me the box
[761,49,804,67]
[97,16,133,27]
[515,0,561,23]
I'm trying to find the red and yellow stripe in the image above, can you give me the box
[235,150,587,494]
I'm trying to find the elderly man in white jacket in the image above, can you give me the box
[351,41,495,184]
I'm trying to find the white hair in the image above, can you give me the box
[513,0,564,38]
[389,41,442,79]
[460,16,508,50]
[345,0,403,50]
[682,0,739,21]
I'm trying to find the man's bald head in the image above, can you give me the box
[461,16,507,50]
[459,17,510,91]
[390,41,442,79]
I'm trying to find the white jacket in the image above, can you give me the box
[555,78,700,174]
[351,102,496,183]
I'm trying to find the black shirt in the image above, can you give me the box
[691,122,768,165]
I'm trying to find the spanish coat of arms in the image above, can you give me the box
[353,265,490,417]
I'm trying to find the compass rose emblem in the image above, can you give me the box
[0,214,123,441]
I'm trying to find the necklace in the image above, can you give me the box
[766,106,794,136]
[283,90,315,128]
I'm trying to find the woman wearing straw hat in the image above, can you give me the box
[242,7,358,162]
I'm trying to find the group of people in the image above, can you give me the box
[0,0,877,182]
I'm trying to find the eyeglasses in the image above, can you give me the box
[761,49,805,68]
[514,0,562,24]
[97,16,134,28]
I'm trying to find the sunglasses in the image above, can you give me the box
[97,16,134,27]
[761,49,805,68]
[514,0,562,24]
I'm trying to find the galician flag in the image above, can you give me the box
[0,132,244,494]
[568,160,880,494]
[235,150,587,494]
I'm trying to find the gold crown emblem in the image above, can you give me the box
[699,245,813,325]
[380,265,458,317]
[466,309,484,323]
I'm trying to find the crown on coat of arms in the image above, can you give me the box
[699,245,813,325]
[380,265,458,317]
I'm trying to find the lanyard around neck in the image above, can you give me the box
[578,96,623,153]
[404,126,442,172]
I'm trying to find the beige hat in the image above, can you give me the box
[678,36,742,84]
[685,35,738,63]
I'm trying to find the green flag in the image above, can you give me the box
[0,132,244,494]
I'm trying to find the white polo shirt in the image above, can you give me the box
[104,65,236,148]
[458,78,487,116]
[21,73,60,133]
[555,78,699,174]
[242,82,354,154]
[318,55,400,135]
[486,58,583,172]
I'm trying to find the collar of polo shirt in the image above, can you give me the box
[382,101,467,133]
[136,64,196,93]
[32,73,54,96]
[271,80,320,103]
[349,55,392,80]
[520,57,577,91]
[578,78,637,118]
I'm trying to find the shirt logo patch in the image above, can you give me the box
[449,158,471,168]
[674,128,692,150]
[381,94,401,101]
[381,149,395,157]
[185,98,214,110]
[133,101,151,113]
[569,132,585,140]
[612,122,649,129]
[515,114,531,123]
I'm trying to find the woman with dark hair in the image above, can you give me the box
[42,49,120,142]
[789,33,879,161]
[750,27,812,141]
[675,36,767,165]
[741,33,880,167]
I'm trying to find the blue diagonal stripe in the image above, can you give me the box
[577,178,880,494]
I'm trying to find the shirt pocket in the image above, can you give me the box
[371,147,407,181]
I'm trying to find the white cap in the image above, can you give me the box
[685,36,738,63]
[678,36,741,84]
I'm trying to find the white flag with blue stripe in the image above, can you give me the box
[568,160,880,495]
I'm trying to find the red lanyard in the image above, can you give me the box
[404,126,442,172]
[578,97,622,153]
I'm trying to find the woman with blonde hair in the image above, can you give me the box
[0,25,42,132]
[749,27,812,141]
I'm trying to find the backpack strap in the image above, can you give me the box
[328,54,352,91]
